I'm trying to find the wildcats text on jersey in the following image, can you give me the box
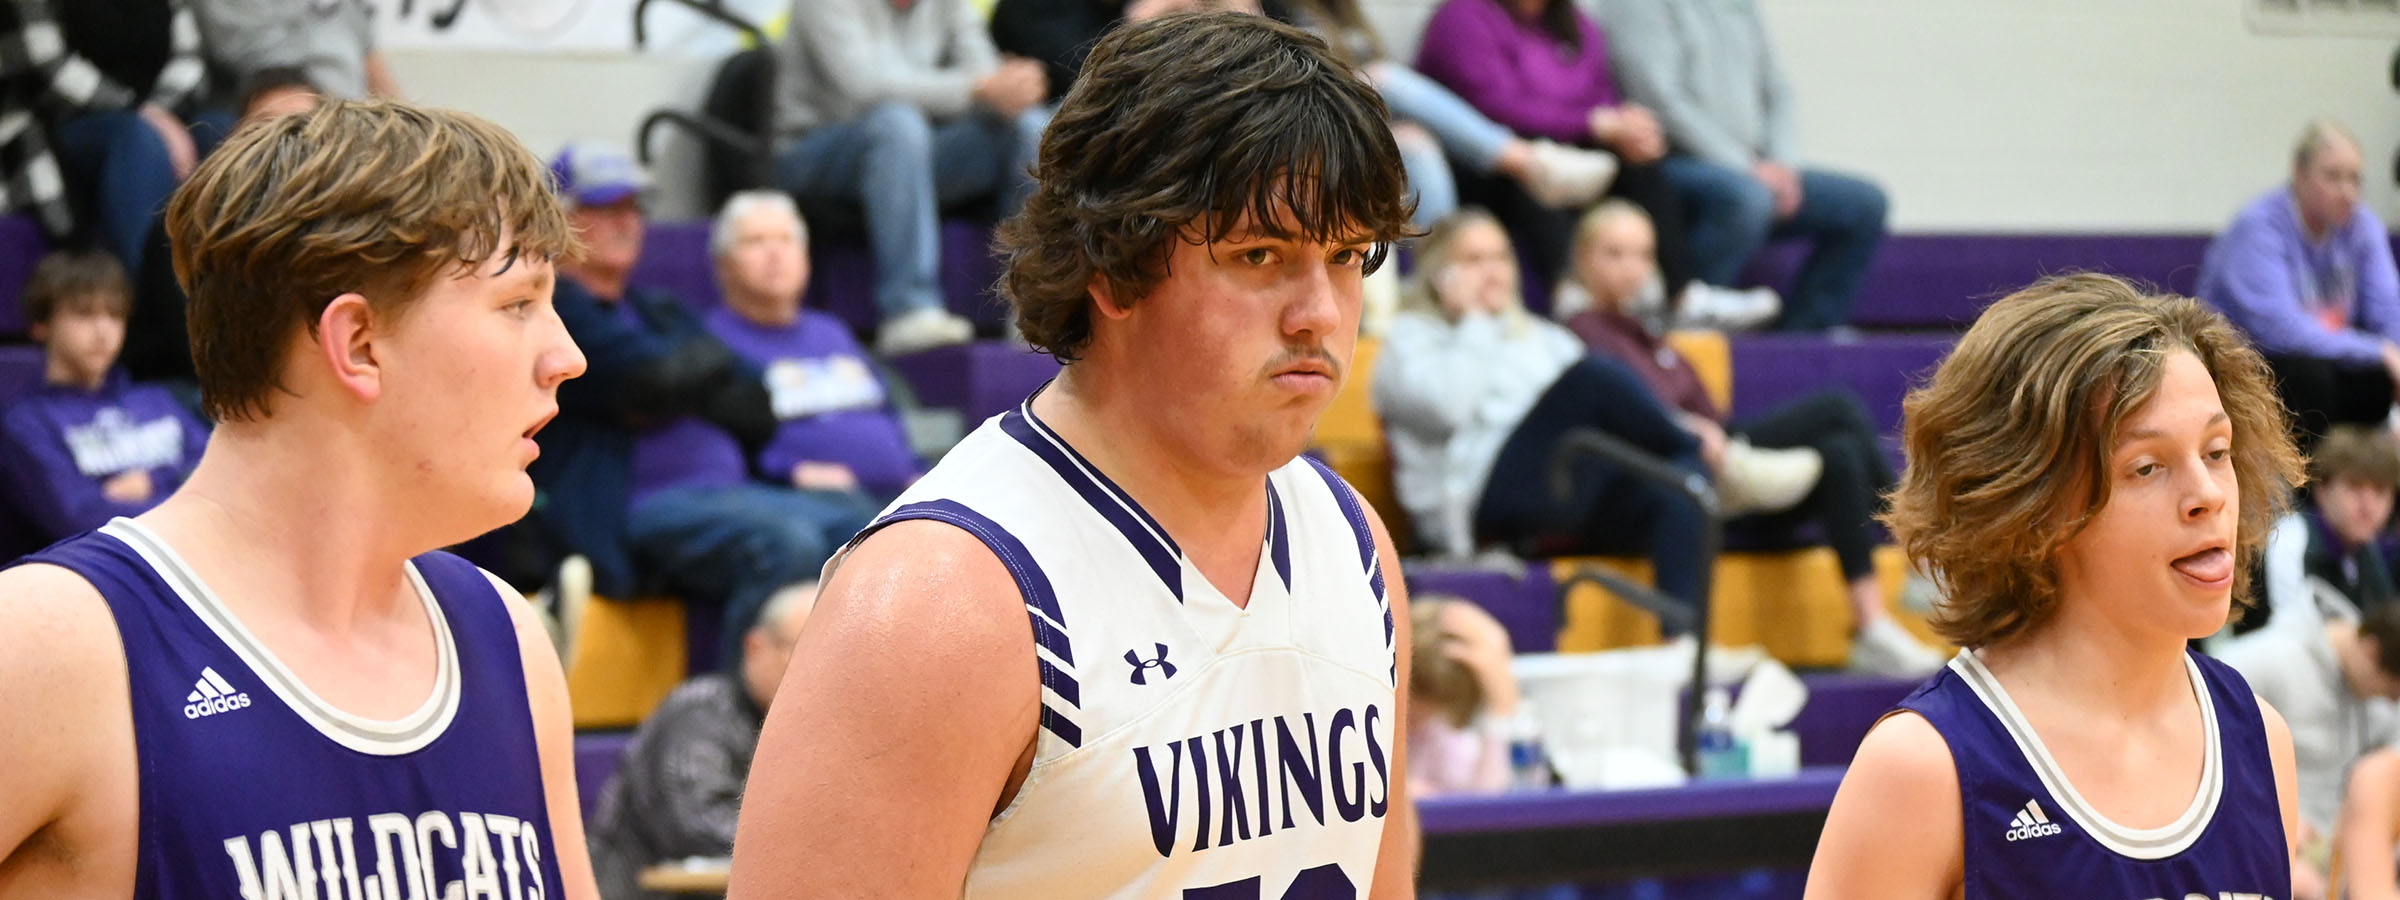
[222,810,546,900]
[1134,704,1391,859]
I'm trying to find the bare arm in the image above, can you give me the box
[491,571,600,900]
[2337,748,2400,900]
[727,520,1040,897]
[1802,711,1964,900]
[1365,505,1417,900]
[0,564,134,891]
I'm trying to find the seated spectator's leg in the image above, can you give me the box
[188,108,239,159]
[936,107,1049,219]
[1606,162,1701,299]
[777,103,946,322]
[1657,155,1772,290]
[54,110,174,276]
[1367,63,1511,178]
[1391,123,1457,229]
[1733,391,1888,581]
[625,485,838,672]
[2267,353,2394,451]
[1736,389,1892,486]
[1772,169,1889,331]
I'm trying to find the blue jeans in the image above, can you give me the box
[55,109,231,277]
[775,102,1045,321]
[626,483,881,670]
[1370,62,1514,227]
[1659,156,1888,331]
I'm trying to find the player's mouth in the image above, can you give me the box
[2169,541,2233,589]
[521,408,558,457]
[1270,359,1337,392]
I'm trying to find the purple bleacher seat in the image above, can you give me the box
[1741,233,2222,331]
[573,730,635,822]
[630,219,1010,339]
[1403,562,1561,654]
[0,214,49,338]
[885,339,1061,424]
[1728,332,1955,444]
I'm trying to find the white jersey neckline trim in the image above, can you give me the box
[102,518,464,756]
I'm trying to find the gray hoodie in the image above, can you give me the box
[774,0,1000,137]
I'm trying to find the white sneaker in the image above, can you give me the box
[1673,283,1781,331]
[1849,617,1946,677]
[1715,438,1822,516]
[876,306,974,356]
[1519,140,1618,209]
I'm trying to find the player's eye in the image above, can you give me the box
[2132,462,2160,479]
[1241,248,1275,266]
[1331,248,1367,268]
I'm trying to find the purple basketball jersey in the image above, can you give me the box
[18,519,564,900]
[1898,649,2289,900]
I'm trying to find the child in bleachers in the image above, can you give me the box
[1408,596,1518,797]
[1562,199,1941,676]
[0,249,207,542]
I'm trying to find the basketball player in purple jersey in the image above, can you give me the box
[0,101,599,899]
[1806,273,2306,899]
[731,13,1421,900]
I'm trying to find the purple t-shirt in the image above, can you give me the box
[1414,0,1625,146]
[0,369,209,541]
[705,307,921,496]
[613,300,752,505]
[2198,189,2400,366]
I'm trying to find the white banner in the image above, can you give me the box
[371,0,785,57]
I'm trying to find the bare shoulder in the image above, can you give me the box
[1803,711,1964,899]
[0,563,135,862]
[823,517,1030,647]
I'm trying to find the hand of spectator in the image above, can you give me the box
[2381,342,2400,394]
[1679,413,1728,472]
[1588,105,1664,165]
[1753,161,1803,219]
[792,461,861,493]
[139,103,198,181]
[975,59,1050,119]
[1438,601,1519,718]
[103,469,154,504]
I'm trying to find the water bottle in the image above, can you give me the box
[1506,703,1551,790]
[1697,687,1747,778]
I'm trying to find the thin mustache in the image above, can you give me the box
[1265,347,1341,379]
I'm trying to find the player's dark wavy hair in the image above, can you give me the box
[997,11,1417,362]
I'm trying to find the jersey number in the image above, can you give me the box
[1184,863,1355,899]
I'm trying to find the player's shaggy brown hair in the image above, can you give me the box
[1883,273,2304,648]
[997,11,1416,362]
[166,99,577,422]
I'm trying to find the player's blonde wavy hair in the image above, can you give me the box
[1882,273,2304,648]
[167,99,578,423]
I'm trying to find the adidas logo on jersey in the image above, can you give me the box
[2004,799,2062,841]
[183,666,252,719]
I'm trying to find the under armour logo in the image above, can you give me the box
[1125,643,1178,685]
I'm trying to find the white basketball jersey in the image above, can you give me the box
[839,395,1399,900]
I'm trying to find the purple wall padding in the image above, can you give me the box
[884,340,1062,425]
[574,731,635,822]
[1404,562,1563,654]
[1741,233,2218,330]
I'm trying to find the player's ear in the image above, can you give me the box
[1088,273,1134,321]
[317,292,383,404]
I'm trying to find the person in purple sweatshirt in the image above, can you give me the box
[703,190,924,502]
[0,248,207,543]
[2199,118,2400,449]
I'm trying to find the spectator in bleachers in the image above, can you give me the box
[1562,200,1939,674]
[589,580,818,900]
[2199,119,2400,448]
[534,142,876,669]
[2247,425,2400,637]
[2219,600,2400,899]
[191,0,396,103]
[0,0,211,277]
[704,190,924,501]
[1374,209,1714,616]
[1408,596,1518,796]
[1599,0,1888,333]
[774,0,1045,355]
[1412,0,1773,328]
[0,249,207,542]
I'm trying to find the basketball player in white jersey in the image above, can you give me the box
[729,13,1422,899]
[1805,274,2305,899]
[0,102,600,898]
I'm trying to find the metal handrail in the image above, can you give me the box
[628,0,778,195]
[632,0,764,49]
[1548,427,1723,776]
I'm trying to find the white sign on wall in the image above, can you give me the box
[371,0,785,56]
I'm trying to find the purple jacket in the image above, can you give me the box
[0,369,208,541]
[1414,0,1624,145]
[2198,188,2400,365]
[704,307,922,497]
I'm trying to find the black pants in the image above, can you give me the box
[1455,159,1696,313]
[1475,357,1710,610]
[1730,390,1895,580]
[2267,353,2393,452]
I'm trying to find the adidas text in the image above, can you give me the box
[186,693,252,719]
[2004,821,2062,842]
